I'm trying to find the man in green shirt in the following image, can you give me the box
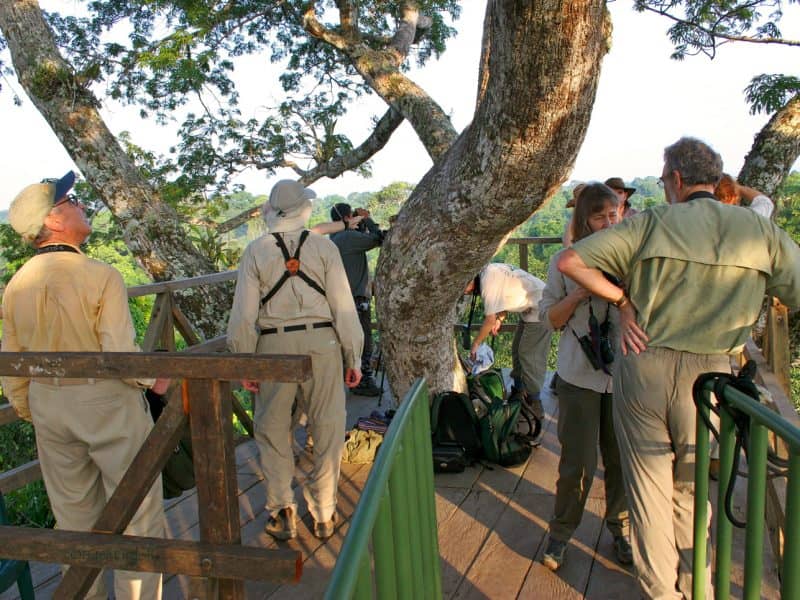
[557,137,800,599]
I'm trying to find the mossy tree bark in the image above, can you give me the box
[0,1,229,338]
[375,0,612,396]
[738,94,800,198]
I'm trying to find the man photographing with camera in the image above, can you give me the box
[330,203,386,396]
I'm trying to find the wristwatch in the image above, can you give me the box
[613,293,628,308]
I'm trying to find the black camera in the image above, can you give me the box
[576,307,615,373]
[598,319,614,366]
[577,334,604,371]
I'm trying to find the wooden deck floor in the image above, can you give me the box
[2,375,783,599]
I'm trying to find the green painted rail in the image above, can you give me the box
[325,378,442,600]
[694,377,800,599]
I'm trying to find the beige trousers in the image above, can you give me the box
[29,379,165,600]
[255,326,346,523]
[549,377,628,542]
[612,347,728,600]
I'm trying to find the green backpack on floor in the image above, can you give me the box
[468,369,532,467]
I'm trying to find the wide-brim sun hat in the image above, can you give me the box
[604,177,636,199]
[566,182,587,209]
[264,179,315,233]
[8,171,76,242]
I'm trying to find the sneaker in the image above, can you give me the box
[613,535,633,565]
[265,507,297,540]
[313,512,338,539]
[542,538,567,571]
[530,418,544,448]
[352,376,381,397]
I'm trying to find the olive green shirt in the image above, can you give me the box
[227,229,363,369]
[572,197,800,354]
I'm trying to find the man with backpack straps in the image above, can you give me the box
[227,180,363,541]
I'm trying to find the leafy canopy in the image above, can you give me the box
[15,1,460,198]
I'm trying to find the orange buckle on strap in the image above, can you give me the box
[285,258,300,275]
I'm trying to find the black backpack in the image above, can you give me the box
[430,391,482,472]
[146,389,196,499]
[468,369,532,467]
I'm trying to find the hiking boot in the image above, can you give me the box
[542,538,567,571]
[352,376,381,397]
[313,512,338,540]
[709,458,720,481]
[265,507,297,541]
[613,535,633,565]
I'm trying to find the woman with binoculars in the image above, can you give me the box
[537,182,632,572]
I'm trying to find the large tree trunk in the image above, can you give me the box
[376,0,611,397]
[738,93,800,198]
[0,1,229,338]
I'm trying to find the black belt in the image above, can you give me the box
[259,322,333,335]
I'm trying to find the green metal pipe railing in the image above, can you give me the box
[325,378,442,600]
[694,378,800,599]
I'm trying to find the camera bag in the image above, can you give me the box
[432,442,467,473]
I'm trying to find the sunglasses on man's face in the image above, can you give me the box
[54,194,82,208]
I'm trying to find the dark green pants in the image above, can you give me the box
[549,377,629,542]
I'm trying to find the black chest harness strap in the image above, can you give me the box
[260,230,326,306]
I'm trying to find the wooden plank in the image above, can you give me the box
[0,403,20,426]
[188,380,244,598]
[519,497,606,599]
[171,303,202,347]
[583,527,637,599]
[453,491,550,599]
[127,271,237,298]
[0,527,299,582]
[436,485,511,597]
[231,395,254,438]
[160,293,177,352]
[763,299,791,396]
[182,336,228,353]
[0,459,41,494]
[54,385,190,598]
[0,352,311,382]
[141,293,171,352]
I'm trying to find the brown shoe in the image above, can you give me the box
[313,512,338,539]
[265,507,297,540]
[709,458,720,481]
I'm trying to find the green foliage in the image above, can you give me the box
[36,1,463,196]
[745,74,800,115]
[0,418,54,527]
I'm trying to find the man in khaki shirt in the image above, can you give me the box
[227,179,363,541]
[1,172,167,600]
[558,138,800,599]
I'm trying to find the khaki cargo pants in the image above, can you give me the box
[612,347,728,600]
[255,325,346,524]
[30,379,165,600]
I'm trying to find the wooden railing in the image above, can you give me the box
[0,351,308,599]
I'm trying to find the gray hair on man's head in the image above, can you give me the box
[663,137,723,186]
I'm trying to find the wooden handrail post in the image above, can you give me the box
[764,298,791,397]
[188,379,243,599]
